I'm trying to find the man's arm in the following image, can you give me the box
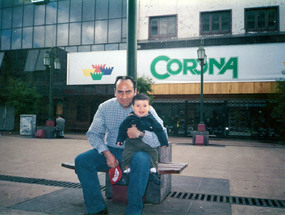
[86,104,109,153]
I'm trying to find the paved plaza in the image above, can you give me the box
[0,133,284,214]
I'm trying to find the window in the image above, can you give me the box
[200,10,231,35]
[77,102,88,122]
[149,15,177,39]
[245,7,278,32]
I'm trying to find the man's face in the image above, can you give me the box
[115,79,136,109]
[132,99,150,117]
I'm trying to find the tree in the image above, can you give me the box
[4,78,42,131]
[136,75,155,103]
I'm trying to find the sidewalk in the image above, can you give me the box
[0,133,284,214]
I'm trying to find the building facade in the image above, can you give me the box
[0,0,284,138]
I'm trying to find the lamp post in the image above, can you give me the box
[197,41,207,125]
[43,48,61,123]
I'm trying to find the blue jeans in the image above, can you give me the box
[75,146,150,215]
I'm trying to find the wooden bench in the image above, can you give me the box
[61,162,187,174]
[62,144,188,204]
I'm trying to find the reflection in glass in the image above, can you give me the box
[12,28,22,49]
[108,19,121,43]
[33,26,45,48]
[24,49,39,72]
[57,24,68,46]
[1,29,11,50]
[13,0,23,6]
[23,5,34,27]
[46,1,57,25]
[96,0,108,20]
[3,1,13,7]
[69,22,81,45]
[45,25,56,47]
[82,21,94,45]
[13,6,23,28]
[22,27,33,49]
[119,43,127,50]
[91,44,104,51]
[58,1,69,23]
[122,0,127,17]
[83,0,95,21]
[70,0,82,22]
[65,46,78,53]
[78,46,90,52]
[105,43,118,50]
[35,49,48,71]
[95,20,107,44]
[122,18,127,39]
[109,0,122,19]
[34,4,45,26]
[2,8,12,29]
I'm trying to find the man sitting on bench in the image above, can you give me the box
[74,76,167,215]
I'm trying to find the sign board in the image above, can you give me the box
[67,50,126,85]
[67,43,285,85]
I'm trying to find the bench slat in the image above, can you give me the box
[157,162,188,174]
[61,162,187,175]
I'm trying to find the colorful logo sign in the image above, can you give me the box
[150,56,238,80]
[82,64,114,80]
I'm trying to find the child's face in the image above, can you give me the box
[132,99,150,117]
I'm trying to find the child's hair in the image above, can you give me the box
[132,93,150,105]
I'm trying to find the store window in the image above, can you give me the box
[245,6,278,32]
[77,102,88,122]
[200,10,231,35]
[149,15,177,39]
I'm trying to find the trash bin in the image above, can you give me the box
[20,114,36,136]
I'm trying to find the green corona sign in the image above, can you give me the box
[150,56,238,80]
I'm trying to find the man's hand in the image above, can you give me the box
[117,142,123,147]
[127,124,140,138]
[103,150,118,168]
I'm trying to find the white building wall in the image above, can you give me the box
[137,0,285,41]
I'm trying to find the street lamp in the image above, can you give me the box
[197,41,207,125]
[43,49,61,123]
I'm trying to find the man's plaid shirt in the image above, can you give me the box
[86,98,167,154]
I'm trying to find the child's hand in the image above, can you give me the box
[117,142,123,147]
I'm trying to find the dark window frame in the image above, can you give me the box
[245,6,279,33]
[149,15,177,39]
[200,10,232,35]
